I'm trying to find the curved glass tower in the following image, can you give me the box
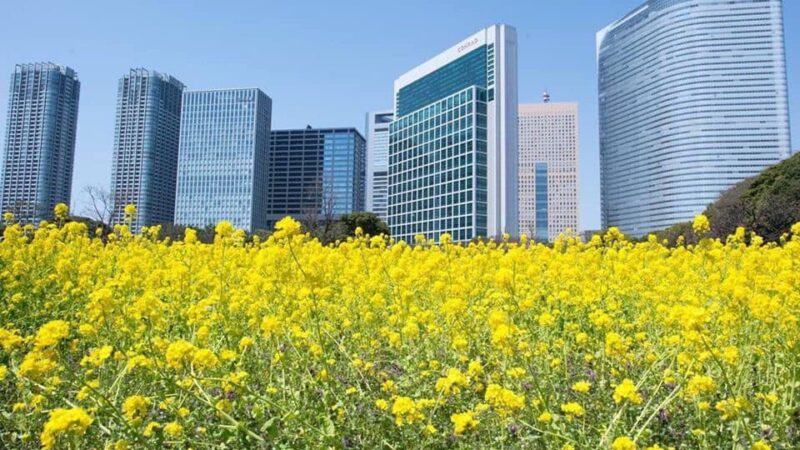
[597,0,791,236]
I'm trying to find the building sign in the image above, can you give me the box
[458,37,480,53]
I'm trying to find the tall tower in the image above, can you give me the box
[1,63,80,223]
[598,0,791,236]
[389,24,519,242]
[518,93,579,242]
[175,88,272,232]
[110,69,184,231]
[365,110,393,221]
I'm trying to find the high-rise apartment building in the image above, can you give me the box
[518,94,579,242]
[174,88,272,232]
[389,24,518,243]
[598,0,791,236]
[1,63,80,223]
[267,127,365,227]
[110,69,184,231]
[365,110,393,221]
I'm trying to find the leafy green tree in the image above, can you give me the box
[338,212,389,237]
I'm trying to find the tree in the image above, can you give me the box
[301,178,344,244]
[339,212,389,237]
[159,223,216,244]
[653,152,800,244]
[80,185,117,227]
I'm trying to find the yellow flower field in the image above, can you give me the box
[1,209,799,449]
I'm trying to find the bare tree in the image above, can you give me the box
[81,185,116,226]
[301,178,341,243]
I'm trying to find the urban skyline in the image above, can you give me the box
[0,1,791,236]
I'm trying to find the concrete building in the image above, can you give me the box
[365,110,393,221]
[518,93,579,242]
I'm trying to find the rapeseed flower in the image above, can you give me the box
[0,217,796,448]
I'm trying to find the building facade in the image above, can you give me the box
[365,110,393,221]
[110,69,184,231]
[389,24,518,243]
[267,127,365,227]
[598,0,792,236]
[518,96,579,242]
[174,88,271,232]
[1,63,80,223]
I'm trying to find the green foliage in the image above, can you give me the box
[302,212,389,244]
[338,212,390,237]
[706,152,800,241]
[653,152,800,243]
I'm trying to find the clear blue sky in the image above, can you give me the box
[1,0,798,230]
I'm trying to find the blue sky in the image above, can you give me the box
[1,0,797,230]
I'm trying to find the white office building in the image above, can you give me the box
[365,110,393,221]
[518,94,579,242]
[388,24,519,242]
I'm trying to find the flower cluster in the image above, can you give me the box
[0,212,798,449]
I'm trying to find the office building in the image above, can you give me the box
[365,110,393,221]
[389,24,519,243]
[1,63,80,223]
[174,88,271,232]
[518,93,579,242]
[267,127,365,226]
[110,69,184,231]
[597,0,791,236]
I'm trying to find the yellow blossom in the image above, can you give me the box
[613,379,642,405]
[122,395,150,422]
[34,320,70,348]
[572,381,591,393]
[484,384,525,417]
[450,411,479,435]
[611,436,637,450]
[40,408,92,450]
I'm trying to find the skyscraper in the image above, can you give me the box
[1,63,80,223]
[110,69,184,231]
[518,94,579,242]
[598,0,791,236]
[267,127,365,227]
[365,110,393,221]
[174,88,271,232]
[389,24,518,243]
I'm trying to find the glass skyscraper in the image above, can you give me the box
[389,24,518,243]
[174,88,271,232]
[110,69,184,232]
[1,63,80,223]
[267,127,365,226]
[518,97,579,242]
[365,110,393,221]
[598,0,791,236]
